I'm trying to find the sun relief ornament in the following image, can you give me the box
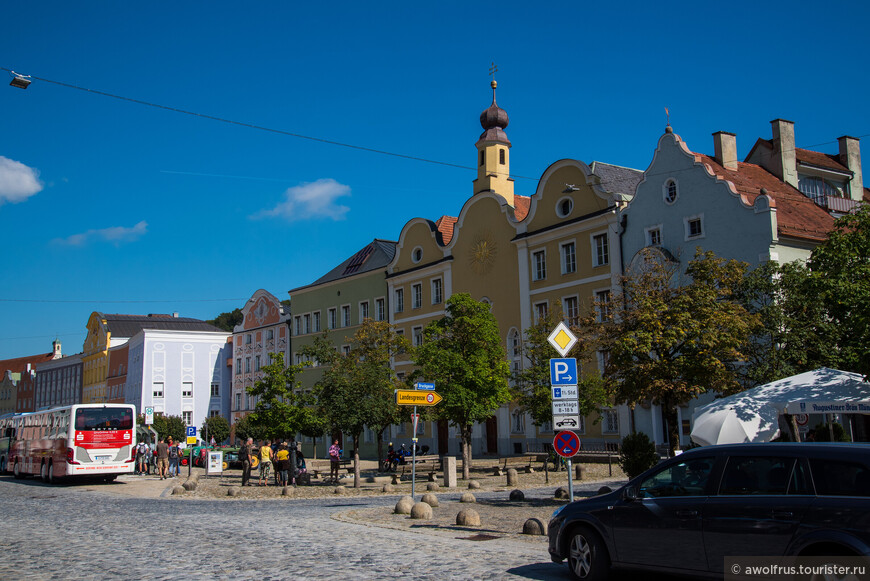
[469,232,497,275]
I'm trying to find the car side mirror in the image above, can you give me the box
[623,486,639,501]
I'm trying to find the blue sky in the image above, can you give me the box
[1,1,868,359]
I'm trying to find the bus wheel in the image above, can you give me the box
[47,462,54,485]
[0,456,6,473]
[104,474,117,483]
[13,461,22,479]
[40,461,48,482]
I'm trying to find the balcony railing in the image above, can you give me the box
[808,193,861,214]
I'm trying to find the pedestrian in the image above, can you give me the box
[288,439,298,486]
[168,437,180,477]
[328,438,341,483]
[259,439,273,486]
[241,437,254,487]
[135,440,148,475]
[156,437,169,480]
[275,442,289,487]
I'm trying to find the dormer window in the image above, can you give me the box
[663,179,678,204]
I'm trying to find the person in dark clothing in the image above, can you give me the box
[241,437,254,487]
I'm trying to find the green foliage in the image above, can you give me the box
[806,205,870,379]
[512,308,607,428]
[600,249,758,455]
[145,413,186,443]
[247,351,324,441]
[618,432,659,479]
[201,415,230,445]
[206,308,244,332]
[809,422,851,442]
[413,293,511,478]
[231,414,267,444]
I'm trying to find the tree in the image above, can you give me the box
[512,307,607,429]
[303,323,409,488]
[736,260,829,386]
[600,249,759,456]
[806,204,870,379]
[232,414,267,444]
[246,352,324,443]
[201,415,230,446]
[413,293,512,480]
[206,308,243,332]
[145,413,186,443]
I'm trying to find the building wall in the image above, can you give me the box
[0,372,19,416]
[34,354,83,410]
[128,329,231,435]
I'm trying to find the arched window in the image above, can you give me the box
[499,149,505,165]
[479,150,484,166]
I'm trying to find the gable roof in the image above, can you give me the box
[794,147,851,174]
[100,313,225,338]
[293,239,397,291]
[0,352,56,375]
[697,154,835,242]
[590,161,644,197]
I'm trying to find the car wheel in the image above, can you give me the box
[567,527,609,581]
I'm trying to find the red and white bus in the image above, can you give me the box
[1,404,136,483]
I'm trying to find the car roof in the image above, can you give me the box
[681,442,870,460]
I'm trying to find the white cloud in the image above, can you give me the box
[55,221,148,246]
[0,156,43,204]
[254,178,351,221]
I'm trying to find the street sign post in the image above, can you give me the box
[551,385,579,400]
[395,385,441,500]
[145,407,154,426]
[415,382,435,390]
[186,426,197,446]
[552,399,580,416]
[547,322,578,357]
[554,430,582,502]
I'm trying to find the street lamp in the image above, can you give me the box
[9,71,31,89]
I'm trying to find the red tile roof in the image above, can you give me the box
[0,352,56,375]
[795,147,850,173]
[513,195,531,221]
[435,216,458,245]
[697,154,835,242]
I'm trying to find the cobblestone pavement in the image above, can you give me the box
[0,474,589,581]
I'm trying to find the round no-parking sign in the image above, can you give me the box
[553,430,581,458]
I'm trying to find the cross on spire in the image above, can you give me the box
[489,62,498,81]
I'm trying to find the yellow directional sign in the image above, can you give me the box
[396,389,443,406]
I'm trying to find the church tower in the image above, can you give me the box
[472,80,514,207]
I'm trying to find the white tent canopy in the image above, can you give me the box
[691,368,870,446]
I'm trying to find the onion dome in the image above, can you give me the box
[477,80,511,146]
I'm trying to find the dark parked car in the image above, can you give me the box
[548,443,870,580]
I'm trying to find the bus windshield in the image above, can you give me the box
[74,408,134,431]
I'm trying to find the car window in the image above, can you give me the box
[639,457,714,498]
[719,457,795,495]
[809,459,870,497]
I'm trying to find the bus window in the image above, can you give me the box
[74,408,134,431]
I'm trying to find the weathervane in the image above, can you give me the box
[665,107,670,127]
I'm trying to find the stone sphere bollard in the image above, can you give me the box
[597,485,613,496]
[554,486,569,500]
[410,502,433,520]
[282,486,295,497]
[394,496,414,514]
[420,493,439,508]
[523,518,548,536]
[506,468,518,486]
[456,508,481,527]
[182,480,197,491]
[509,489,525,501]
[460,492,476,503]
[171,485,185,495]
[467,480,481,490]
[426,482,439,492]
[227,486,240,497]
[382,483,395,493]
[333,486,346,495]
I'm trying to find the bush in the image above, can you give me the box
[618,432,659,479]
[809,422,850,442]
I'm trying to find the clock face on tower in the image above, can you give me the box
[469,232,497,275]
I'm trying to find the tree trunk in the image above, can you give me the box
[353,434,361,488]
[376,427,385,472]
[461,424,472,480]
[663,401,680,457]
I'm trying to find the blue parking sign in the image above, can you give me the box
[549,358,578,386]
[186,426,197,438]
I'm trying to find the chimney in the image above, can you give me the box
[770,119,798,188]
[838,136,864,202]
[713,131,738,170]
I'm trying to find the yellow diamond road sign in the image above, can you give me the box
[547,321,578,357]
[396,389,443,406]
